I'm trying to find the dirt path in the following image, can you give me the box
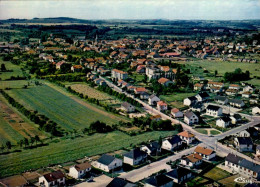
[45,82,128,122]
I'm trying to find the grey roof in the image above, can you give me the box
[145,174,172,186]
[236,137,253,145]
[149,94,159,100]
[97,154,116,166]
[192,102,204,109]
[225,153,243,165]
[229,99,244,104]
[256,145,260,151]
[219,116,231,123]
[124,148,147,159]
[144,141,160,154]
[187,96,197,101]
[215,96,228,101]
[207,105,221,111]
[121,102,133,109]
[197,92,210,98]
[167,135,182,145]
[184,110,197,118]
[166,167,191,180]
[107,177,135,187]
[239,159,260,173]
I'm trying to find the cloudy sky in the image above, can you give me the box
[0,0,260,20]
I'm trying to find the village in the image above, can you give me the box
[0,21,260,187]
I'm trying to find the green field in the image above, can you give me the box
[195,129,208,135]
[160,92,196,102]
[204,167,231,181]
[210,130,221,135]
[0,130,175,178]
[185,60,260,86]
[6,84,126,131]
[0,58,25,80]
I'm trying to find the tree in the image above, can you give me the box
[30,137,35,147]
[0,144,5,153]
[18,139,24,148]
[1,64,7,71]
[214,70,218,77]
[34,135,40,145]
[24,138,29,147]
[6,141,12,150]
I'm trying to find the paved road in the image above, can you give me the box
[120,144,199,182]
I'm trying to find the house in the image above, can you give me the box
[243,85,255,93]
[39,170,65,187]
[141,141,161,156]
[96,154,123,172]
[237,129,250,137]
[207,81,224,89]
[225,153,260,180]
[111,69,128,80]
[166,167,192,184]
[158,77,173,87]
[140,91,150,100]
[150,115,162,122]
[234,137,253,152]
[191,102,205,112]
[134,87,147,95]
[194,146,216,160]
[215,96,228,105]
[252,107,260,115]
[228,99,245,108]
[206,105,222,117]
[171,108,183,118]
[124,148,147,166]
[184,110,199,125]
[107,177,136,187]
[178,131,195,144]
[180,153,203,168]
[148,95,160,106]
[56,60,66,69]
[69,162,91,179]
[246,127,259,137]
[216,117,231,128]
[230,113,242,125]
[229,84,240,90]
[225,89,238,95]
[183,96,197,106]
[195,92,210,102]
[194,83,205,91]
[144,174,173,187]
[242,92,252,98]
[71,65,83,72]
[121,102,135,113]
[161,135,182,151]
[157,101,168,112]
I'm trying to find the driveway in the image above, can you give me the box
[75,175,113,187]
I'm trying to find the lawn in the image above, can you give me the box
[160,92,196,103]
[185,60,260,86]
[210,130,221,135]
[6,84,127,131]
[0,130,175,178]
[204,167,231,181]
[195,129,208,135]
[0,58,25,80]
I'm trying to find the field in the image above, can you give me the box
[66,83,121,106]
[204,167,231,181]
[0,58,26,80]
[185,60,260,86]
[0,94,47,144]
[0,130,175,178]
[5,83,128,131]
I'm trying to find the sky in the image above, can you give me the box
[0,0,260,20]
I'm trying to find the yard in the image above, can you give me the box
[204,167,231,181]
[6,83,128,131]
[0,130,175,178]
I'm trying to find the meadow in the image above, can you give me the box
[185,60,260,86]
[6,84,126,131]
[0,58,25,80]
[0,130,175,177]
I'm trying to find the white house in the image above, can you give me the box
[178,131,195,144]
[216,117,231,128]
[194,146,216,160]
[234,137,253,152]
[69,162,91,179]
[121,102,135,113]
[111,69,128,80]
[140,141,161,156]
[161,135,182,151]
[124,148,147,166]
[148,94,160,106]
[157,101,168,112]
[180,153,203,168]
[166,167,192,184]
[95,154,122,172]
[206,105,222,117]
[195,92,209,102]
[184,110,199,125]
[237,130,250,137]
[252,107,260,115]
[228,99,245,108]
[171,108,183,118]
[39,170,65,187]
[215,96,228,105]
[183,96,197,106]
